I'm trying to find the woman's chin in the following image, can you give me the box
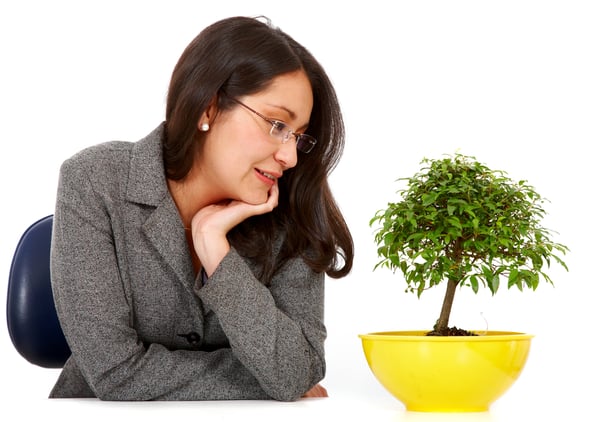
[241,192,268,206]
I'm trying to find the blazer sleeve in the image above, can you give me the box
[50,153,325,401]
[197,250,326,401]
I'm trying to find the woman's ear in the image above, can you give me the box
[197,96,219,132]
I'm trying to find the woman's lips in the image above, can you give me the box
[255,168,278,185]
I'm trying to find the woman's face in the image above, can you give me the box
[198,70,314,205]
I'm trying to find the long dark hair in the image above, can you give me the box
[164,16,353,283]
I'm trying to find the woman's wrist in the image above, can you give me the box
[195,233,230,276]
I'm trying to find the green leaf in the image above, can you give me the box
[469,275,479,293]
[422,192,438,206]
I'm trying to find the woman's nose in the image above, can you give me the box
[274,139,298,169]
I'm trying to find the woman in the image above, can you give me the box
[49,16,353,401]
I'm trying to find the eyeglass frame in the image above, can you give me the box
[224,95,318,153]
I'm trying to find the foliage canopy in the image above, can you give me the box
[370,153,569,333]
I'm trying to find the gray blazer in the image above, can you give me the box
[49,124,326,401]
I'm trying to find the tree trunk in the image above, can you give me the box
[435,278,459,333]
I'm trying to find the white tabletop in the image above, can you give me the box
[1,339,595,422]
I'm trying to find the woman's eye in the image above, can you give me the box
[272,121,287,133]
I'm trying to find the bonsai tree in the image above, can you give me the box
[370,153,569,336]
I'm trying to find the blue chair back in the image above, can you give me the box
[7,215,71,368]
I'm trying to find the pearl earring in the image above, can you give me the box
[201,123,210,132]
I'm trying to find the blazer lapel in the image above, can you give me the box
[142,199,195,291]
[126,123,196,291]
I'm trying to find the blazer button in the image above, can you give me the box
[178,331,201,345]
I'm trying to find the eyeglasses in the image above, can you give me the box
[228,97,317,153]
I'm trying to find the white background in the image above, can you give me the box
[1,1,598,420]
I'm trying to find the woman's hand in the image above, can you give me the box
[190,184,279,275]
[302,383,328,398]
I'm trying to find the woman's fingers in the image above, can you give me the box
[193,183,279,235]
[302,383,328,398]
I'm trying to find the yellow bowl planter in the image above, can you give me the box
[359,331,533,412]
